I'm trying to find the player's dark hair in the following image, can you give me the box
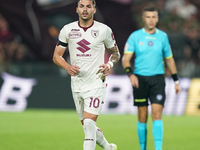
[77,0,96,7]
[143,6,157,12]
[143,6,158,15]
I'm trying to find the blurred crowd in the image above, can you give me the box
[131,0,200,77]
[0,14,34,73]
[0,0,200,78]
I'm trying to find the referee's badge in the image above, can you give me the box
[91,30,99,38]
[148,41,153,46]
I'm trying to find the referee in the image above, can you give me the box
[122,6,181,150]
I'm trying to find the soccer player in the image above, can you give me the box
[122,6,181,150]
[53,0,120,150]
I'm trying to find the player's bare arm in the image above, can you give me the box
[99,45,120,76]
[166,57,181,94]
[122,53,139,88]
[53,45,80,76]
[107,45,120,65]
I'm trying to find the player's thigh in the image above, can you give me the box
[133,75,149,106]
[149,75,166,106]
[83,87,106,116]
[72,91,84,120]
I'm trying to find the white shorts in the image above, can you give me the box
[72,87,106,120]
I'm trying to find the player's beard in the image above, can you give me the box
[146,24,156,31]
[80,11,93,22]
[148,27,155,31]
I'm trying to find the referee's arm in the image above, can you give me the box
[165,57,181,94]
[122,53,133,69]
[165,57,177,75]
[122,53,139,88]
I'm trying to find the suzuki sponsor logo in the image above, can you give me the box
[77,39,91,53]
[76,54,91,57]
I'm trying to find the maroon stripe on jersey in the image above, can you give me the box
[78,21,94,32]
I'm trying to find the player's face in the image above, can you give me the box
[142,11,158,31]
[76,0,96,22]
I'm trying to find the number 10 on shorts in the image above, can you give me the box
[89,97,100,108]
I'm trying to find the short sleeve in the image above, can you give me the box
[124,33,135,54]
[163,34,172,59]
[58,26,68,47]
[103,26,116,49]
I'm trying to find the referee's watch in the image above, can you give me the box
[171,74,179,84]
[125,67,133,77]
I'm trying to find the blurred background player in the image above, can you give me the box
[122,6,181,150]
[53,0,120,150]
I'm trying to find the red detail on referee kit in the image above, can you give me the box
[77,39,91,53]
[56,42,59,46]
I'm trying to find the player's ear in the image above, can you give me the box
[142,12,145,23]
[142,16,145,23]
[155,15,159,24]
[93,8,97,14]
[155,11,159,23]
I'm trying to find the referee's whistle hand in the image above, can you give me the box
[129,74,139,88]
[175,84,181,94]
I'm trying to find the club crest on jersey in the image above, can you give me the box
[91,30,99,38]
[68,31,82,39]
[148,41,153,46]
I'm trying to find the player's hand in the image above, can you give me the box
[175,84,181,94]
[65,65,80,76]
[129,74,139,88]
[98,64,111,76]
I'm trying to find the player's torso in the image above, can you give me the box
[64,21,108,91]
[66,21,106,67]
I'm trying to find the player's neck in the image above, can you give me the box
[145,27,156,34]
[79,18,94,28]
[78,20,94,32]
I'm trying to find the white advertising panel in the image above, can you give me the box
[102,75,191,115]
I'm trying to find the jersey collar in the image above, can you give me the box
[78,21,94,32]
[142,28,159,34]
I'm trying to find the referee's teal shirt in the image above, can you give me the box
[124,28,172,76]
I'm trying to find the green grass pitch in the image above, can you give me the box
[0,109,199,150]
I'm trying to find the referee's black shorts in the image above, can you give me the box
[133,74,166,106]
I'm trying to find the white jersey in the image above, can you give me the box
[58,21,116,92]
